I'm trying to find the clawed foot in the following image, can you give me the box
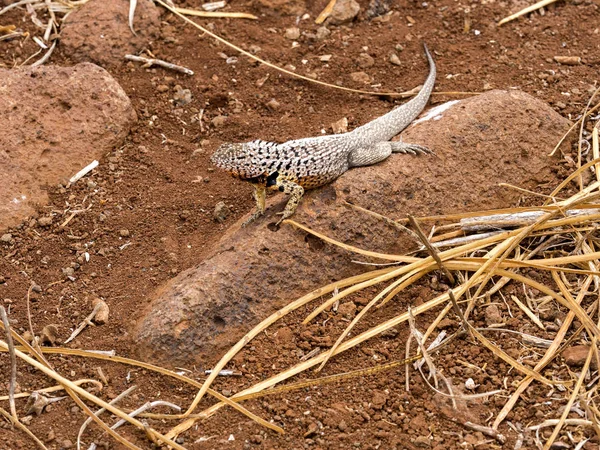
[390,142,434,156]
[242,210,264,227]
[274,211,288,227]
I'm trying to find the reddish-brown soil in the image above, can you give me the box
[1,0,599,449]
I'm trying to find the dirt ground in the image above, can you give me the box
[1,0,600,448]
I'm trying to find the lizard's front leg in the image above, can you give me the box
[242,184,266,227]
[273,178,304,226]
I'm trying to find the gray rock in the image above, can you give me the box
[329,0,360,25]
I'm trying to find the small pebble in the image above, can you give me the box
[21,415,33,425]
[211,115,228,127]
[156,84,169,93]
[284,27,300,40]
[357,53,375,68]
[40,325,59,346]
[413,435,430,447]
[173,87,192,106]
[0,233,13,244]
[303,422,319,438]
[213,202,230,222]
[337,301,356,319]
[315,26,331,40]
[380,327,399,338]
[45,429,55,443]
[350,72,372,84]
[266,98,281,111]
[389,53,401,66]
[331,117,348,134]
[119,229,130,237]
[22,331,33,342]
[38,216,53,227]
[562,345,597,368]
[485,304,502,326]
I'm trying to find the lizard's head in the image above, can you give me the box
[211,142,266,180]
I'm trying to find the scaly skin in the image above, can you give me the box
[211,44,436,226]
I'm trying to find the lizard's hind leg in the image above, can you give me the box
[348,142,393,167]
[348,141,432,168]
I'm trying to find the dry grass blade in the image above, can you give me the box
[493,275,594,429]
[285,219,417,262]
[128,0,136,34]
[543,339,596,450]
[314,267,423,372]
[125,54,194,75]
[304,266,411,323]
[498,0,561,26]
[315,0,337,23]
[551,270,600,337]
[173,267,395,425]
[510,295,545,330]
[0,379,102,400]
[0,0,40,15]
[0,340,186,450]
[0,406,48,449]
[77,385,137,450]
[153,0,475,99]
[0,306,17,419]
[593,126,599,181]
[175,6,257,19]
[408,214,455,285]
[30,40,56,67]
[0,344,283,433]
[549,106,600,157]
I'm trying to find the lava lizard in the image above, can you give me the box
[211,44,436,226]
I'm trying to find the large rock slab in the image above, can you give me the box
[60,0,161,69]
[134,90,570,365]
[0,63,136,231]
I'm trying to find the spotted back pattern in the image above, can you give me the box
[211,44,436,190]
[211,134,354,189]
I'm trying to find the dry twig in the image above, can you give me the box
[125,54,194,75]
